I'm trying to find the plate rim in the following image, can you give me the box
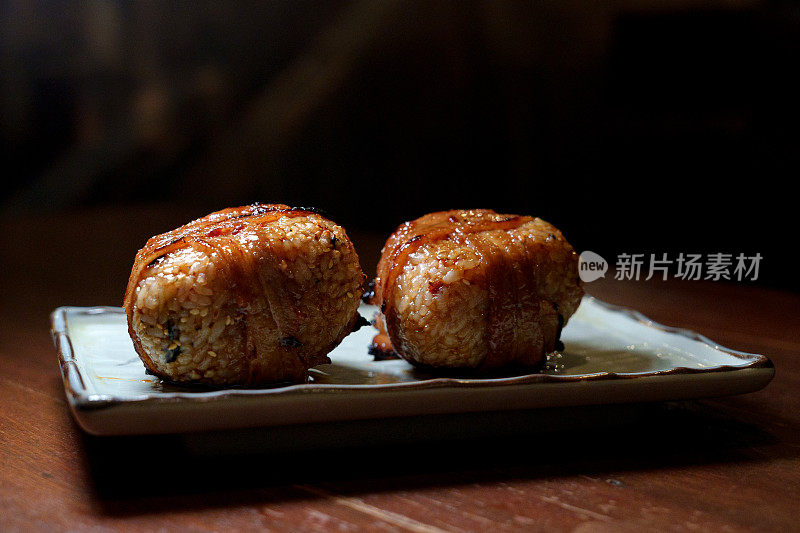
[49,297,775,412]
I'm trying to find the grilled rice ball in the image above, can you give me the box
[370,209,583,370]
[123,204,365,386]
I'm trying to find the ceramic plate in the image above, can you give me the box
[50,297,774,436]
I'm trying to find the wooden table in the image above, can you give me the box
[2,206,798,532]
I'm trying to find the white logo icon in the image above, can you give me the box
[578,251,608,283]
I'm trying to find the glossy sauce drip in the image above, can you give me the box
[377,211,530,307]
[134,204,320,276]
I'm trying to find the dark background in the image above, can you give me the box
[1,0,797,290]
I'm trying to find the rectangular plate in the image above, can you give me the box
[50,297,774,436]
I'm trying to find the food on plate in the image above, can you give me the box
[123,204,365,386]
[368,209,583,370]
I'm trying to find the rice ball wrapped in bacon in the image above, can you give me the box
[370,209,583,371]
[124,204,365,386]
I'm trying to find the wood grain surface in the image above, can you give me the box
[1,206,798,532]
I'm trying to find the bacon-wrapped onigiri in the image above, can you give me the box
[124,204,365,386]
[369,209,583,371]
